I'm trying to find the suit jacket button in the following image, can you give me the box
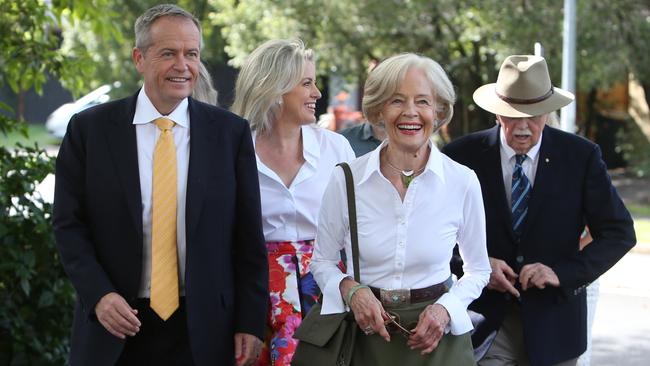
[516,255,524,264]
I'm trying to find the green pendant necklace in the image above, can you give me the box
[385,160,425,188]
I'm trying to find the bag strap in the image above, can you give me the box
[337,162,360,283]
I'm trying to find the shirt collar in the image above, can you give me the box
[132,88,189,128]
[359,138,445,185]
[499,126,543,162]
[301,125,320,168]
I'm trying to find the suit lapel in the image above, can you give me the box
[106,94,143,236]
[186,99,208,237]
[480,126,518,241]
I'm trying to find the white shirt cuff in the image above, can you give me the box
[436,292,473,335]
[320,272,351,314]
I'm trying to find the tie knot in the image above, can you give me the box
[154,118,175,131]
[515,154,527,165]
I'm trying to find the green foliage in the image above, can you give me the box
[0,103,23,137]
[0,142,75,365]
[211,0,562,133]
[0,0,59,94]
[0,0,107,97]
[210,0,650,137]
[0,124,60,149]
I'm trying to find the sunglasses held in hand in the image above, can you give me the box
[384,312,414,338]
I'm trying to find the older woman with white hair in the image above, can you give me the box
[231,39,355,365]
[310,53,491,365]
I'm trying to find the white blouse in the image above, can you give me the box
[254,124,356,242]
[311,139,491,335]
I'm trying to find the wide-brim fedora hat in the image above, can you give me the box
[473,55,575,118]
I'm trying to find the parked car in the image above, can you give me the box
[45,82,120,138]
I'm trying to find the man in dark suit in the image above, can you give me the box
[53,4,267,365]
[443,55,635,366]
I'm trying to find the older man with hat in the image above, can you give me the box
[443,55,635,366]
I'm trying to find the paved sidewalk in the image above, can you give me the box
[591,252,650,365]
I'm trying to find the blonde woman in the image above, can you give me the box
[311,54,490,365]
[232,39,355,365]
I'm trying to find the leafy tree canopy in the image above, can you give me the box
[210,0,650,134]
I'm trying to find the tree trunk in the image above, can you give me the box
[640,80,650,113]
[16,89,25,122]
[584,87,598,140]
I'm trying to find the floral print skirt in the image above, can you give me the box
[254,240,320,366]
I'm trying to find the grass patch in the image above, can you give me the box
[0,124,61,148]
[634,218,650,244]
[627,203,650,218]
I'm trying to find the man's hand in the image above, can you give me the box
[487,257,520,298]
[408,304,449,355]
[519,263,560,290]
[234,333,262,366]
[94,292,140,339]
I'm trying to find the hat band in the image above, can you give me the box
[496,87,554,105]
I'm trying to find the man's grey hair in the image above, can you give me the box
[134,4,203,53]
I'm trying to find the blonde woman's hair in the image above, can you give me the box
[362,53,456,132]
[232,39,314,135]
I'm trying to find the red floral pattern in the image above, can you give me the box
[255,240,319,366]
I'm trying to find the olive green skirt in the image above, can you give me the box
[351,299,476,366]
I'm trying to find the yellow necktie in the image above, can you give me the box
[150,117,179,320]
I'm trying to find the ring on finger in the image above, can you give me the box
[363,326,374,335]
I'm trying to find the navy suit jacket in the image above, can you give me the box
[53,92,268,365]
[443,125,635,366]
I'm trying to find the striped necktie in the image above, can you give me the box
[150,117,179,321]
[511,154,531,236]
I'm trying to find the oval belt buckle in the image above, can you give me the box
[380,288,411,307]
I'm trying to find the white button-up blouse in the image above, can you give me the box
[311,139,491,335]
[253,124,356,242]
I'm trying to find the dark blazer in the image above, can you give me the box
[443,125,635,366]
[53,92,268,365]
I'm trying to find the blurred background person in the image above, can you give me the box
[192,62,218,105]
[231,39,355,365]
[311,53,490,365]
[339,120,385,157]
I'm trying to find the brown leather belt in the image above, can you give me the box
[369,278,451,307]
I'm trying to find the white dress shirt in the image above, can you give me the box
[499,129,542,206]
[311,139,491,335]
[253,124,356,242]
[133,89,190,297]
